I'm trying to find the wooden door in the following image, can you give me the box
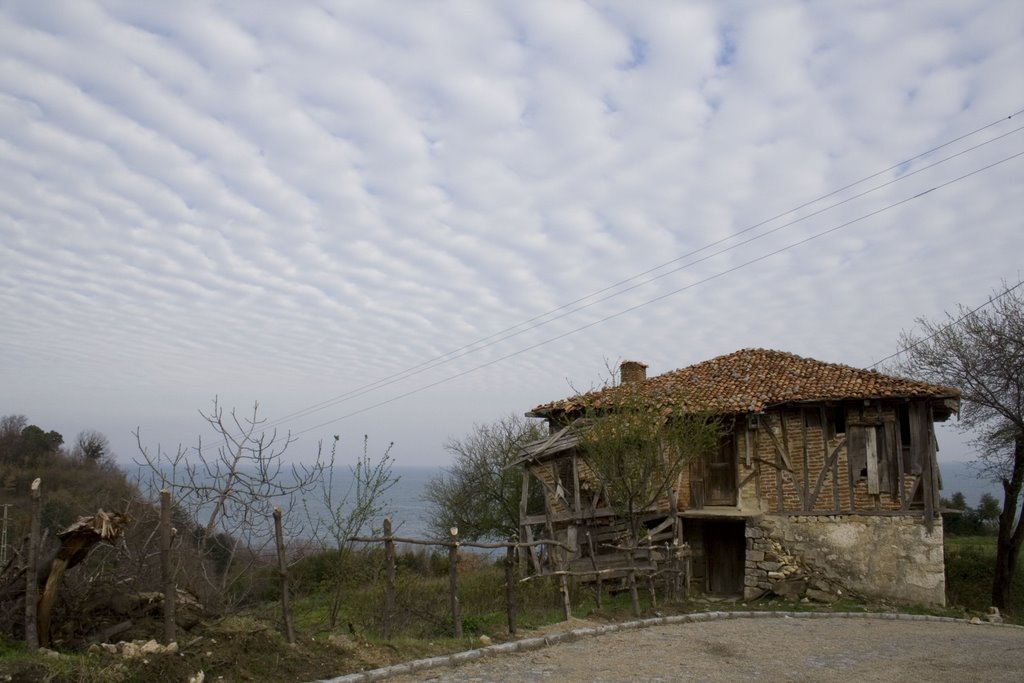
[705,432,737,506]
[704,520,745,595]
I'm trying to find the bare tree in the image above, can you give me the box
[135,398,325,606]
[894,282,1024,610]
[425,414,544,542]
[74,430,110,463]
[305,435,397,629]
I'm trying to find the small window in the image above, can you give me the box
[898,404,912,447]
[833,407,846,434]
[827,407,847,440]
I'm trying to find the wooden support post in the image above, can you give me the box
[383,518,395,641]
[448,527,461,639]
[647,543,658,610]
[160,489,176,644]
[559,571,571,622]
[519,465,530,576]
[896,418,907,510]
[272,507,295,644]
[505,535,517,635]
[571,453,582,520]
[25,478,41,652]
[586,531,602,610]
[524,525,542,575]
[663,542,673,601]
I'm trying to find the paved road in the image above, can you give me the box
[376,615,1024,683]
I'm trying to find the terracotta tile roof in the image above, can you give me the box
[528,348,960,418]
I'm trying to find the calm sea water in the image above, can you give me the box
[295,464,442,541]
[134,462,443,542]
[361,465,439,539]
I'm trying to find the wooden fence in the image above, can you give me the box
[347,518,693,641]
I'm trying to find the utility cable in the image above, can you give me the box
[290,150,1023,437]
[265,115,1024,432]
[869,278,1024,370]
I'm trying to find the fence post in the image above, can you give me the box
[505,534,517,635]
[25,478,41,652]
[160,489,176,643]
[383,518,395,641]
[448,527,461,639]
[273,507,295,644]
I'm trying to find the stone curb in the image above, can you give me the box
[313,611,1023,682]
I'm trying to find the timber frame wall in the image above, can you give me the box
[678,400,944,525]
[517,398,947,589]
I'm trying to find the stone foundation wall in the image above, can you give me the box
[745,514,945,607]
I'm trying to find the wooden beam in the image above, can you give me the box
[808,438,847,512]
[763,413,805,510]
[801,409,810,510]
[571,453,582,520]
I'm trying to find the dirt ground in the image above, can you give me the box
[335,613,1024,683]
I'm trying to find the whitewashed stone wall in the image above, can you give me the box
[746,514,946,607]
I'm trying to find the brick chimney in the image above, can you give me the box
[619,360,648,385]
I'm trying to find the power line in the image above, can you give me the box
[265,112,1024,432]
[290,150,1023,437]
[869,278,1024,370]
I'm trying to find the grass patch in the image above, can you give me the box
[9,539,1024,681]
[944,534,1024,623]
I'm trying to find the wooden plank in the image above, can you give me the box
[896,415,908,510]
[909,402,928,474]
[923,404,937,532]
[847,410,858,511]
[865,427,880,495]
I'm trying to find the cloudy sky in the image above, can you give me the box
[2,0,1022,470]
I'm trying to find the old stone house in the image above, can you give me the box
[516,349,960,606]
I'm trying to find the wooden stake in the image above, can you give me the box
[25,478,41,652]
[383,518,395,641]
[160,489,176,644]
[505,535,517,635]
[448,527,461,639]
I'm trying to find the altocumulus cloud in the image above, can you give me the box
[0,0,1021,464]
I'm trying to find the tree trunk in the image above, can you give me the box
[627,511,641,616]
[273,507,295,644]
[991,435,1024,610]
